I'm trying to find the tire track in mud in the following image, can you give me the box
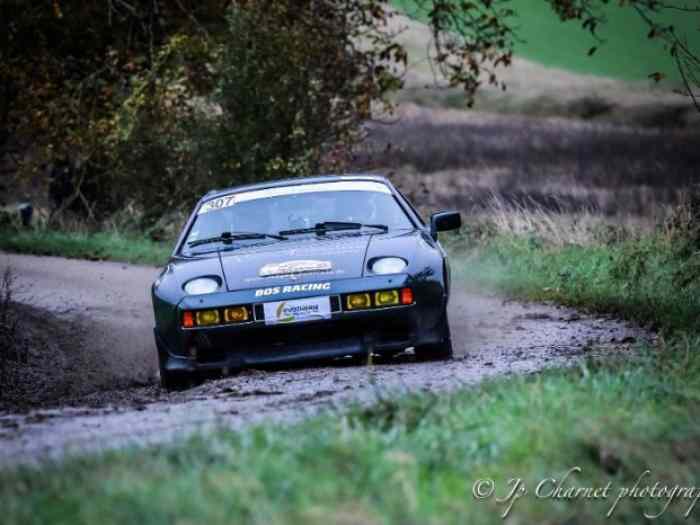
[0,252,648,466]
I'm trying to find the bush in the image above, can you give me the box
[111,0,404,223]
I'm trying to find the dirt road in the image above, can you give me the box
[0,252,646,466]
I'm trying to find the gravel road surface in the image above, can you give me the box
[0,252,646,466]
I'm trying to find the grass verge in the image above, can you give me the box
[2,344,699,525]
[3,218,699,524]
[0,229,170,266]
[456,233,700,335]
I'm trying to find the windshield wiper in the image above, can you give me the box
[279,221,388,237]
[187,231,287,248]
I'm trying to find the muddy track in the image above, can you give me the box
[0,253,647,466]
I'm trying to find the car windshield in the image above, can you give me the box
[181,182,414,256]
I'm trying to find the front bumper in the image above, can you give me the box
[154,275,448,373]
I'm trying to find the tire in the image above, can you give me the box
[414,338,453,361]
[155,333,196,391]
[414,309,453,361]
[159,365,195,391]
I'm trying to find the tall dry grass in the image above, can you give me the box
[447,191,700,251]
[353,105,700,220]
[477,195,629,247]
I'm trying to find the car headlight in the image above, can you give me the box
[371,257,407,275]
[183,277,220,295]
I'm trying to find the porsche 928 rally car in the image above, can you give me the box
[151,175,461,389]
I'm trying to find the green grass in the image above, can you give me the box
[3,227,699,523]
[394,0,700,83]
[0,229,171,266]
[2,344,699,525]
[458,233,700,335]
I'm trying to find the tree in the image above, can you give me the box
[110,0,406,220]
[0,0,227,219]
[1,0,698,221]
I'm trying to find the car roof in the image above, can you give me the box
[199,174,394,203]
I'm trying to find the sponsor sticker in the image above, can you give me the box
[255,282,331,297]
[197,180,391,215]
[259,260,332,277]
[263,296,331,325]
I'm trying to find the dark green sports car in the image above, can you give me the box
[151,174,461,389]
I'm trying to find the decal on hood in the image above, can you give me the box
[259,259,332,277]
[255,282,331,297]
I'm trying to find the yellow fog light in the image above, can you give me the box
[375,290,399,307]
[346,293,371,310]
[195,309,220,326]
[224,306,249,323]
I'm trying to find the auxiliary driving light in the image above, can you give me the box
[347,293,372,310]
[182,304,254,328]
[195,309,220,326]
[375,290,400,307]
[343,288,414,311]
[224,306,249,323]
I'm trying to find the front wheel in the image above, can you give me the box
[414,338,453,361]
[414,310,453,361]
[157,350,196,391]
[159,367,195,391]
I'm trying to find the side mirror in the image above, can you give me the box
[430,210,461,240]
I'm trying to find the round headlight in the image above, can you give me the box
[371,257,407,275]
[184,277,220,295]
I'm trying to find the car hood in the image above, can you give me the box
[220,234,369,291]
[219,230,425,291]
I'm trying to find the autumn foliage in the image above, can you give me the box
[1,0,697,223]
